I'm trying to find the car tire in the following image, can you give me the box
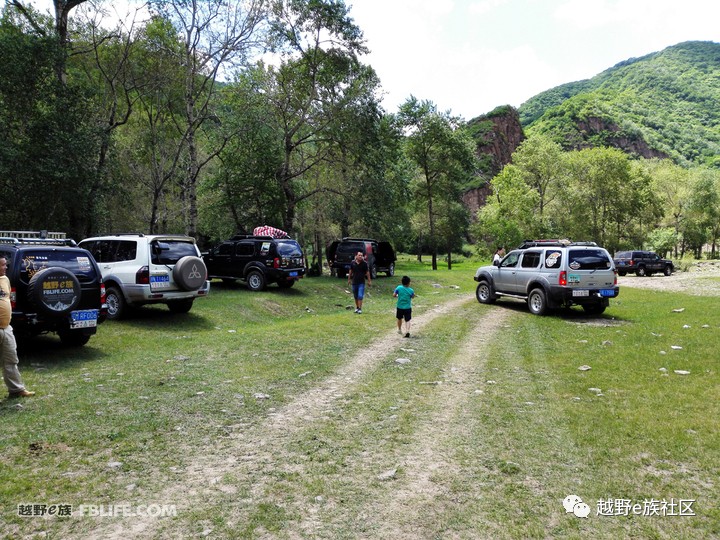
[370,264,377,279]
[167,299,194,313]
[527,288,548,316]
[618,271,627,277]
[664,265,672,276]
[582,303,606,315]
[246,270,266,291]
[277,279,295,288]
[27,267,82,317]
[173,256,207,291]
[636,266,647,277]
[58,330,91,347]
[387,263,395,277]
[475,280,496,304]
[105,286,127,320]
[338,270,347,279]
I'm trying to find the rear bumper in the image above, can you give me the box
[123,281,210,305]
[548,285,619,306]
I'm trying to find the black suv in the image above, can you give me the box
[203,235,306,291]
[327,238,396,278]
[613,251,674,277]
[0,232,107,346]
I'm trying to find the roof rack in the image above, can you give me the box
[517,239,597,249]
[0,230,77,247]
[231,235,274,240]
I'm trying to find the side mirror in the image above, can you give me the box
[493,260,500,267]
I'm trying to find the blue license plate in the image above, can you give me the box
[70,309,98,329]
[600,289,615,297]
[289,272,298,277]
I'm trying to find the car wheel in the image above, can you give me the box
[173,256,207,291]
[27,267,82,317]
[618,271,627,277]
[58,330,91,347]
[636,266,647,277]
[167,299,194,313]
[527,288,548,315]
[664,265,672,276]
[387,263,395,277]
[246,270,266,291]
[277,279,295,288]
[105,286,127,320]
[338,270,347,279]
[370,264,377,279]
[582,303,606,315]
[475,281,496,304]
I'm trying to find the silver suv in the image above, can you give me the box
[474,240,619,315]
[79,234,210,319]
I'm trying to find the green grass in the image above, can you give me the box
[1,260,718,539]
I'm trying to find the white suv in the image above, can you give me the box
[79,234,210,319]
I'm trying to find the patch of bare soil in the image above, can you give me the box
[617,262,720,296]
[97,294,477,540]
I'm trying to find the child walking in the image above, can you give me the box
[393,276,415,338]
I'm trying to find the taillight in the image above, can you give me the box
[100,283,107,304]
[136,266,150,284]
[273,257,280,269]
[559,271,567,286]
[613,269,618,285]
[629,259,635,266]
[10,286,16,309]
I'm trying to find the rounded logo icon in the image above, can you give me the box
[563,495,582,513]
[573,502,591,518]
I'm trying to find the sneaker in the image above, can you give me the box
[357,309,362,314]
[404,333,410,338]
[354,308,360,313]
[8,389,35,398]
[398,329,403,334]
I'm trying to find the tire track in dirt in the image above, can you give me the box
[99,293,475,539]
[316,307,512,539]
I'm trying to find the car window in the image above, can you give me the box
[216,243,233,256]
[520,251,541,268]
[615,251,630,258]
[337,241,365,254]
[544,250,562,269]
[151,240,198,265]
[236,242,255,257]
[275,240,303,257]
[568,249,612,270]
[115,241,137,262]
[17,250,98,283]
[500,252,520,268]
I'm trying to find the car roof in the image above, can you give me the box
[81,234,196,243]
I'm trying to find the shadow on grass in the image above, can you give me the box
[487,297,630,322]
[17,333,109,364]
[112,305,218,331]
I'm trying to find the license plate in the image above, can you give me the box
[70,309,98,329]
[289,272,298,277]
[150,274,170,289]
[600,289,615,297]
[572,290,589,297]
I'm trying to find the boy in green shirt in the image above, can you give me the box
[393,276,415,338]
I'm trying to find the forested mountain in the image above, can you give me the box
[517,41,720,167]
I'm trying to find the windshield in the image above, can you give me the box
[337,241,365,254]
[276,240,303,257]
[568,249,612,270]
[151,240,198,265]
[14,249,98,284]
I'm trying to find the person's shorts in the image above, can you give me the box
[396,308,412,321]
[352,283,365,300]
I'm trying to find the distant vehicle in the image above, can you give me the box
[327,238,396,278]
[79,234,209,319]
[203,235,306,291]
[0,231,107,346]
[613,250,674,277]
[474,240,619,315]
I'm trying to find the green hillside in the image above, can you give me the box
[518,41,720,167]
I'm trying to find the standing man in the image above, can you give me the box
[0,257,34,398]
[348,251,372,314]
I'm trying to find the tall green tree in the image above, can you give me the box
[398,97,476,270]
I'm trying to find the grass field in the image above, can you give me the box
[1,257,718,539]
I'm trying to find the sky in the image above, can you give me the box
[347,0,720,119]
[28,0,720,120]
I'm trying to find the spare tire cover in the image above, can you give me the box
[27,267,82,316]
[173,256,207,291]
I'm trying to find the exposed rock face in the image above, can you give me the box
[464,106,526,217]
[574,117,669,159]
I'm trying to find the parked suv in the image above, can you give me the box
[79,234,209,319]
[474,240,619,315]
[0,232,107,346]
[203,235,306,291]
[327,238,396,278]
[613,250,673,277]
